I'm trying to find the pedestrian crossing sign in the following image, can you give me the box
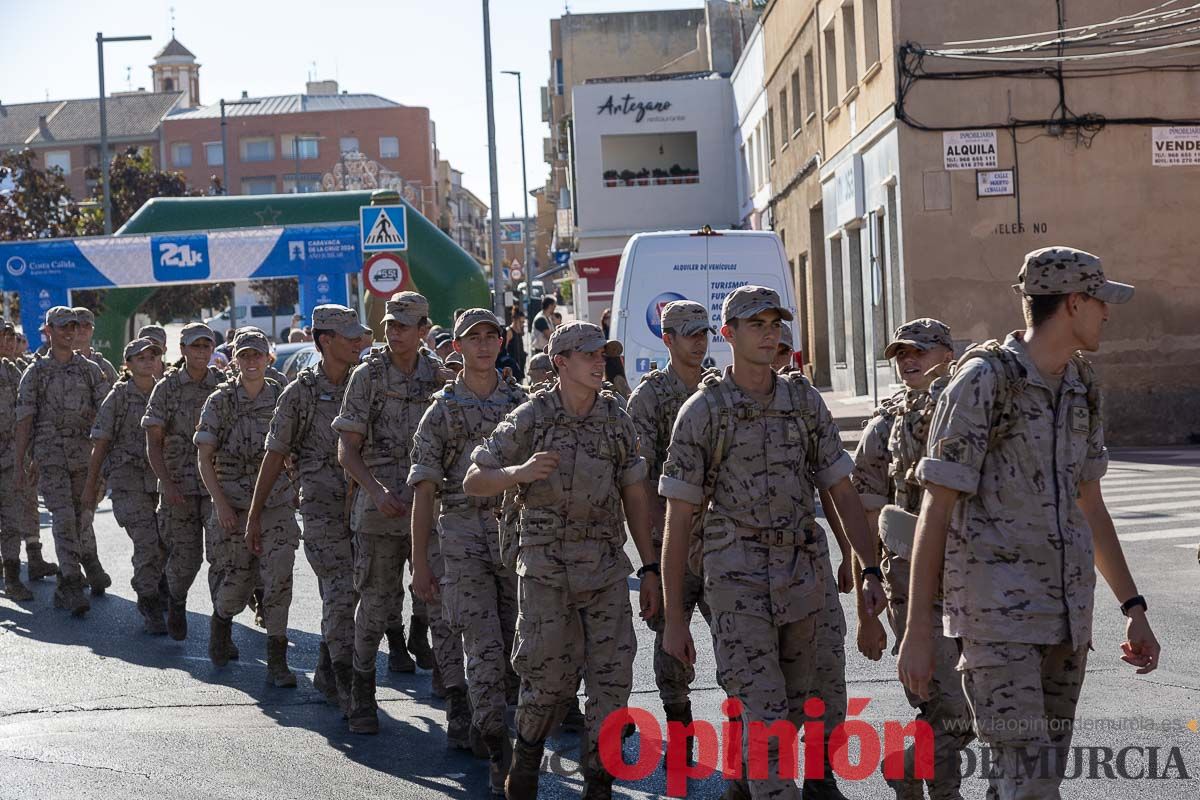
[360,205,408,252]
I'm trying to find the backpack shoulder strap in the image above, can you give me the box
[438,383,473,474]
[953,340,1026,450]
[699,374,736,498]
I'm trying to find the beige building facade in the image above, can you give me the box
[760,0,1197,442]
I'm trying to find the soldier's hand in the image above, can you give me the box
[836,557,854,594]
[1121,612,1160,675]
[857,616,888,661]
[372,486,407,518]
[897,631,935,701]
[245,516,263,556]
[663,619,696,667]
[412,559,439,604]
[81,483,99,511]
[502,366,513,381]
[163,482,186,507]
[514,451,559,483]
[215,501,240,535]
[638,572,661,622]
[861,574,886,617]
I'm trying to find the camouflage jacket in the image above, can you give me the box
[142,365,225,496]
[852,386,941,516]
[626,363,717,486]
[265,362,348,518]
[194,377,292,509]
[471,385,646,592]
[0,358,22,467]
[917,331,1107,648]
[16,352,110,466]
[90,377,158,492]
[83,349,120,384]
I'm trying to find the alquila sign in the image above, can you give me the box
[596,93,673,123]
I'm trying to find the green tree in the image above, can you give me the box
[140,282,233,326]
[250,278,299,339]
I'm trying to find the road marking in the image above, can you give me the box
[1110,500,1200,515]
[1118,528,1198,543]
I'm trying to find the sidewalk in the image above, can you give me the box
[820,386,885,451]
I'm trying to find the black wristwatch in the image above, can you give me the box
[637,562,661,579]
[1120,594,1147,616]
[861,566,883,581]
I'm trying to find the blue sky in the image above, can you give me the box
[0,0,704,218]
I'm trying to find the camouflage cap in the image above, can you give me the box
[779,324,794,351]
[453,308,502,339]
[137,325,167,348]
[123,337,162,361]
[72,307,96,325]
[661,300,714,337]
[44,306,77,327]
[232,329,272,356]
[312,304,370,339]
[1013,246,1133,304]
[547,321,613,357]
[444,351,464,368]
[528,352,552,373]
[721,285,793,324]
[234,325,269,338]
[180,322,217,346]
[883,318,953,359]
[381,291,430,325]
[0,318,14,333]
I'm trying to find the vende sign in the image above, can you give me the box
[943,130,998,170]
[1152,126,1200,166]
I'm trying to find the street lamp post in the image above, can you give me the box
[501,69,533,314]
[481,0,505,317]
[97,32,151,235]
[219,97,260,195]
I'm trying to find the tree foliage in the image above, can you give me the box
[0,148,81,240]
[140,282,233,325]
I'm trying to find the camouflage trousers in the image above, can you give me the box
[352,532,409,673]
[440,513,518,737]
[810,544,848,760]
[512,575,635,773]
[425,529,466,690]
[212,505,300,637]
[79,475,106,563]
[650,567,711,706]
[884,551,974,799]
[159,494,220,603]
[0,464,35,562]
[301,513,357,665]
[21,478,40,547]
[712,609,818,800]
[39,464,90,580]
[959,640,1088,800]
[110,488,165,599]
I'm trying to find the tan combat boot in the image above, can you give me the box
[2,560,33,601]
[266,635,298,687]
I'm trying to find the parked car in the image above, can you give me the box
[204,302,301,343]
[273,342,320,381]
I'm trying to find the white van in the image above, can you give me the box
[610,228,799,384]
[202,281,300,342]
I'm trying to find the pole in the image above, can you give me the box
[220,99,229,195]
[482,0,505,317]
[503,70,532,310]
[97,33,111,235]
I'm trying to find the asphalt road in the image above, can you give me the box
[2,448,1198,799]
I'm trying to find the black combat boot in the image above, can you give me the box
[2,560,33,601]
[444,686,473,751]
[406,617,434,670]
[166,594,187,640]
[385,626,415,673]
[504,734,544,800]
[80,556,112,596]
[25,543,59,580]
[664,700,695,765]
[348,669,379,734]
[208,613,234,667]
[137,595,167,635]
[483,730,512,797]
[313,641,338,705]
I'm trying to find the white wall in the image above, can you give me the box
[730,21,770,226]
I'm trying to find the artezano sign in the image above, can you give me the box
[596,93,673,123]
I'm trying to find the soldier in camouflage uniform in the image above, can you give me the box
[625,300,716,756]
[0,319,37,601]
[851,319,969,800]
[0,321,57,582]
[197,330,300,686]
[14,307,113,615]
[73,308,119,383]
[659,286,886,800]
[465,320,662,800]
[410,308,526,792]
[524,351,554,392]
[143,323,226,641]
[83,338,169,634]
[253,305,368,710]
[900,248,1161,800]
[137,325,168,380]
[334,291,448,734]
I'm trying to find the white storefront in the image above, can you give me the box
[570,75,738,321]
[731,22,771,230]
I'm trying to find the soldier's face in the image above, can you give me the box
[48,321,77,349]
[76,321,95,345]
[724,311,782,367]
[235,348,268,379]
[385,320,422,354]
[182,338,214,368]
[127,349,160,379]
[1070,294,1109,352]
[455,326,502,371]
[555,348,605,391]
[0,331,13,357]
[772,345,794,372]
[664,330,708,370]
[893,345,952,391]
[529,368,553,385]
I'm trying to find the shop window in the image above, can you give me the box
[599,131,699,187]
